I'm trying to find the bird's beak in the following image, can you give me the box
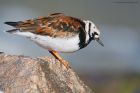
[95,38,104,47]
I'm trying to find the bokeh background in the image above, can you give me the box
[0,0,140,93]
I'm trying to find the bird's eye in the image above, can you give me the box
[92,32,99,39]
[92,32,98,37]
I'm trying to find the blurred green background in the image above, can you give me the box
[0,0,140,93]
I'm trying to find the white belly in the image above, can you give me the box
[13,31,80,52]
[32,35,80,53]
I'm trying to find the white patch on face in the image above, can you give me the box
[92,26,100,36]
[94,34,99,39]
[11,31,80,52]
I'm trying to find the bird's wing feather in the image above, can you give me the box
[8,13,86,38]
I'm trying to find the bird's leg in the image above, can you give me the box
[49,51,70,68]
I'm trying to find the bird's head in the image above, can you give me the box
[84,20,104,46]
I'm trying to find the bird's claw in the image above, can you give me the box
[61,60,71,69]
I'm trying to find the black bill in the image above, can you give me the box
[95,38,104,47]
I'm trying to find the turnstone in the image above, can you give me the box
[5,13,104,68]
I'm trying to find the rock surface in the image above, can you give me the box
[0,53,93,93]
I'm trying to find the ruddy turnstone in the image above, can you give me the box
[5,13,104,68]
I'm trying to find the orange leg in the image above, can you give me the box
[49,51,70,68]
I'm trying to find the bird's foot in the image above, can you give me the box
[49,50,71,69]
[60,60,71,69]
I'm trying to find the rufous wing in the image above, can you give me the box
[5,13,86,38]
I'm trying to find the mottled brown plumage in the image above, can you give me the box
[5,13,103,68]
[15,13,85,38]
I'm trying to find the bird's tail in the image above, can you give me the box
[6,29,19,34]
[4,22,18,27]
[4,21,20,34]
[4,21,36,37]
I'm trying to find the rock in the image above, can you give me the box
[0,54,93,93]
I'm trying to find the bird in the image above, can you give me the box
[5,13,104,68]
